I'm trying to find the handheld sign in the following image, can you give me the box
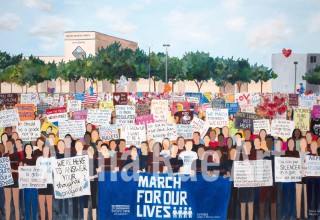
[0,157,14,187]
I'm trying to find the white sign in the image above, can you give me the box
[190,117,209,138]
[121,125,146,146]
[275,157,301,182]
[234,160,273,187]
[47,113,68,123]
[271,119,295,138]
[67,100,81,112]
[0,157,14,187]
[87,109,111,126]
[19,166,47,189]
[167,123,177,141]
[299,94,316,108]
[151,100,168,123]
[115,105,135,126]
[17,120,41,141]
[206,108,228,128]
[58,120,86,139]
[176,124,194,140]
[99,125,119,141]
[53,155,90,199]
[0,109,19,127]
[20,93,39,105]
[147,123,174,142]
[253,119,271,135]
[305,155,320,176]
[241,105,255,113]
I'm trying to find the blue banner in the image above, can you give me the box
[98,172,231,219]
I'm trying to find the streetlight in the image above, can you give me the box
[163,44,170,84]
[148,47,151,93]
[294,61,298,93]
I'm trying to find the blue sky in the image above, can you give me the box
[1,0,320,67]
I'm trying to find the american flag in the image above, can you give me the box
[83,93,98,105]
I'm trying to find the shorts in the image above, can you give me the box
[38,184,53,195]
[239,187,255,203]
[4,180,18,188]
[297,177,307,184]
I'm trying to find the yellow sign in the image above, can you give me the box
[293,108,310,131]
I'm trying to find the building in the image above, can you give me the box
[271,53,320,93]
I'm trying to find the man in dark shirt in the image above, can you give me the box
[192,132,204,152]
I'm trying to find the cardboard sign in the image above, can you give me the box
[41,121,58,137]
[167,123,178,141]
[0,157,14,187]
[20,93,39,105]
[58,120,86,139]
[288,94,299,107]
[294,108,310,131]
[176,124,194,140]
[185,92,202,104]
[275,157,301,182]
[15,104,35,121]
[0,109,19,127]
[135,114,154,125]
[19,166,47,189]
[46,107,67,115]
[299,94,316,108]
[171,102,190,116]
[305,155,320,176]
[234,160,273,187]
[234,112,259,131]
[190,117,210,138]
[171,93,186,102]
[99,125,119,141]
[99,101,114,111]
[47,113,68,123]
[121,125,146,146]
[136,103,150,116]
[226,103,239,115]
[253,119,271,135]
[151,100,168,123]
[0,93,18,106]
[73,110,88,120]
[37,103,49,115]
[271,119,295,138]
[17,120,41,141]
[212,98,226,109]
[235,93,252,106]
[87,109,111,126]
[177,111,193,124]
[67,100,81,112]
[113,92,128,105]
[147,123,176,142]
[206,108,228,128]
[53,156,90,199]
[240,104,255,113]
[115,105,135,126]
[312,105,320,118]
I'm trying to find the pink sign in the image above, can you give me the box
[135,114,154,125]
[312,105,320,118]
[73,110,88,120]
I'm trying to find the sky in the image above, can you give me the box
[1,0,320,68]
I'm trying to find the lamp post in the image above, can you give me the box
[294,61,298,93]
[163,44,170,84]
[148,47,151,93]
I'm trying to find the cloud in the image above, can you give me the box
[247,19,293,48]
[225,17,246,31]
[308,13,320,32]
[23,0,52,12]
[0,13,21,30]
[29,16,73,37]
[222,0,244,13]
[130,0,152,10]
[96,6,138,35]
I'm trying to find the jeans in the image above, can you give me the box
[24,188,38,220]
[307,178,320,215]
[282,182,296,217]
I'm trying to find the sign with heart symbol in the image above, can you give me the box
[113,92,128,106]
[282,48,292,58]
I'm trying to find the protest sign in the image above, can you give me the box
[99,101,114,111]
[46,107,67,115]
[206,108,228,128]
[87,109,112,126]
[234,112,259,131]
[74,93,85,101]
[20,93,39,105]
[18,166,47,189]
[147,123,176,142]
[47,113,68,123]
[73,110,88,120]
[185,92,202,104]
[17,120,41,141]
[312,105,320,118]
[167,123,177,141]
[121,125,146,146]
[0,157,14,187]
[235,93,252,106]
[190,117,209,138]
[275,157,301,182]
[0,109,19,127]
[113,92,128,105]
[136,103,150,116]
[305,155,320,176]
[67,100,81,112]
[176,124,193,139]
[271,119,295,138]
[58,120,86,139]
[177,111,193,124]
[53,155,90,199]
[212,98,226,109]
[288,94,299,107]
[15,104,35,121]
[299,94,316,108]
[151,100,168,123]
[171,93,186,102]
[41,121,58,137]
[115,105,135,126]
[99,125,119,141]
[45,97,53,105]
[253,119,270,135]
[135,114,154,125]
[0,93,18,106]
[240,105,255,113]
[226,102,239,115]
[171,102,190,116]
[311,118,320,136]
[234,160,273,187]
[37,103,49,115]
[294,108,310,131]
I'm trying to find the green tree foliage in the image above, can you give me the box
[251,63,277,93]
[303,65,320,85]
[0,51,22,92]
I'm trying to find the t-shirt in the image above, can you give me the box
[22,157,37,166]
[179,150,198,174]
[160,150,170,158]
[192,143,204,152]
[36,156,54,184]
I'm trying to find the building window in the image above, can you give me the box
[310,55,317,63]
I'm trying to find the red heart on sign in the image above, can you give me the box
[282,48,292,58]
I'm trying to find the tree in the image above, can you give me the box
[214,57,234,93]
[182,51,216,92]
[0,51,22,92]
[303,65,320,85]
[166,56,184,92]
[57,59,82,92]
[251,63,277,93]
